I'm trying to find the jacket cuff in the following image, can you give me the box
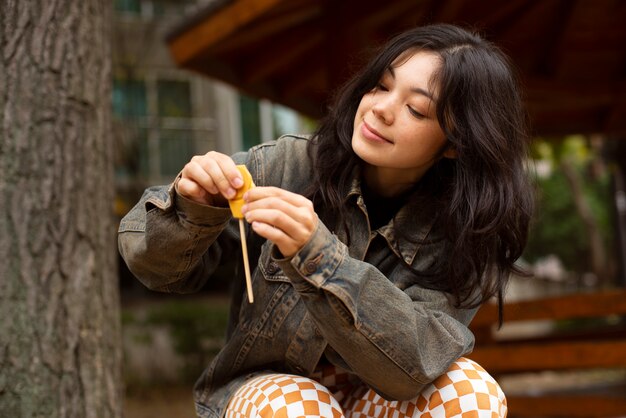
[273,221,347,289]
[173,177,233,229]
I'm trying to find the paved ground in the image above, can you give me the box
[124,385,196,418]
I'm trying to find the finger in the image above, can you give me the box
[244,207,313,244]
[184,152,244,197]
[182,159,219,195]
[243,196,316,230]
[250,221,299,257]
[245,186,313,209]
[243,188,317,242]
[211,152,244,189]
[177,177,211,204]
[200,158,240,199]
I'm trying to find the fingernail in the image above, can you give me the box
[233,177,243,188]
[243,191,249,202]
[241,204,248,214]
[226,188,236,199]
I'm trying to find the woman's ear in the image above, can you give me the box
[442,145,458,159]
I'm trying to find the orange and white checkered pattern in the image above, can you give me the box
[224,357,507,417]
[343,358,507,418]
[225,373,344,418]
[411,358,507,418]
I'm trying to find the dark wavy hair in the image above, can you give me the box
[307,24,534,318]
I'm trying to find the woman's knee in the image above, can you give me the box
[225,373,344,418]
[416,357,507,417]
[339,358,506,418]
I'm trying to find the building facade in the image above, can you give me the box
[112,0,306,217]
[112,0,308,290]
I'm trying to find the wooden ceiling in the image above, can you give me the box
[167,0,626,136]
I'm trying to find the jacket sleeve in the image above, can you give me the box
[273,221,478,401]
[117,152,249,293]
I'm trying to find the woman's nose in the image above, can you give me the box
[371,99,394,125]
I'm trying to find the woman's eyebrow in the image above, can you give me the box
[388,66,436,102]
[411,87,435,102]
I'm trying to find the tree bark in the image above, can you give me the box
[0,1,121,417]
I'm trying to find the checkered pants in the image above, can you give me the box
[224,357,507,417]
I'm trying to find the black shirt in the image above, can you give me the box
[361,183,412,231]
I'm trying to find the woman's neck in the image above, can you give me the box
[362,164,424,197]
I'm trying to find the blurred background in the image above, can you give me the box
[110,0,626,417]
[113,2,315,416]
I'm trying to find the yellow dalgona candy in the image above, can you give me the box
[229,165,255,219]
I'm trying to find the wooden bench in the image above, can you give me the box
[469,289,626,417]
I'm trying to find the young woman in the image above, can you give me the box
[119,24,533,418]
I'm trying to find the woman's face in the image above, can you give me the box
[352,50,453,194]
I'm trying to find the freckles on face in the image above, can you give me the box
[351,50,449,185]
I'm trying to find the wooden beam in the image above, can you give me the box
[384,0,436,34]
[168,0,284,66]
[524,79,619,102]
[277,59,326,98]
[554,1,626,80]
[322,1,356,89]
[210,2,322,55]
[537,3,578,77]
[430,0,467,22]
[353,0,419,32]
[507,394,626,418]
[469,339,626,373]
[476,0,539,31]
[240,26,324,84]
[604,85,626,133]
[472,289,626,327]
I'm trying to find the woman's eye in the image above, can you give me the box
[376,83,388,92]
[408,106,425,119]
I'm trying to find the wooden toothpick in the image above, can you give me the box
[229,165,255,303]
[238,218,254,303]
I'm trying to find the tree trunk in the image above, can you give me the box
[0,1,121,417]
[560,156,608,283]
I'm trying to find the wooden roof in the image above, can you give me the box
[167,0,626,136]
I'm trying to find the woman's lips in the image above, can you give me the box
[361,121,392,143]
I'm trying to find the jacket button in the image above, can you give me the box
[266,262,279,275]
[304,261,317,275]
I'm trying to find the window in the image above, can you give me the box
[136,127,150,178]
[159,129,194,177]
[157,80,192,117]
[239,94,261,150]
[113,76,201,181]
[114,0,141,14]
[113,79,147,118]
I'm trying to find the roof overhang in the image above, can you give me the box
[167,0,626,136]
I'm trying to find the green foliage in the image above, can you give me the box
[123,298,230,384]
[121,310,135,325]
[145,299,229,342]
[524,137,614,275]
[525,171,588,270]
[146,299,230,382]
[583,173,613,240]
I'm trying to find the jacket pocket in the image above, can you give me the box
[237,242,300,339]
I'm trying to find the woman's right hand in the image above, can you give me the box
[177,151,244,207]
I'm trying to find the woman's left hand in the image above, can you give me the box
[241,187,318,258]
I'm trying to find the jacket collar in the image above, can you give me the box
[343,167,440,266]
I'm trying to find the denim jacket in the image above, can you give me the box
[118,135,478,418]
